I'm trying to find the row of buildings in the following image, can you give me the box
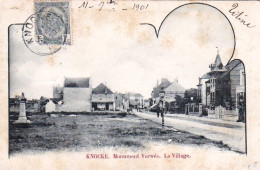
[50,78,144,112]
[10,51,245,121]
[149,51,246,121]
[10,96,48,113]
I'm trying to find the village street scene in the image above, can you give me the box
[9,51,246,155]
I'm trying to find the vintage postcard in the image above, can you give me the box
[0,0,260,169]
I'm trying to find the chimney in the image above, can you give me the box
[161,78,168,84]
[174,77,178,83]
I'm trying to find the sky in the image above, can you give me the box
[10,4,234,99]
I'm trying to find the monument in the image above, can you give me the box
[14,93,32,124]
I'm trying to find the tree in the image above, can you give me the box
[184,88,198,104]
[175,95,186,113]
[169,101,175,111]
[149,98,153,107]
[39,96,49,112]
[165,102,170,112]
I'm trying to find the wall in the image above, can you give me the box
[230,63,244,109]
[92,94,114,102]
[46,101,56,112]
[114,93,123,109]
[201,79,208,106]
[60,88,92,112]
[10,104,19,112]
[53,86,63,99]
[164,92,184,103]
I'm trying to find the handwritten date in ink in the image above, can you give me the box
[132,3,149,11]
[79,1,149,12]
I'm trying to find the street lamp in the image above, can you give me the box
[159,90,165,130]
[190,97,194,113]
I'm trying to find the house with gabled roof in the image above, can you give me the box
[151,78,171,104]
[125,92,144,109]
[201,52,227,107]
[151,78,185,104]
[163,79,185,103]
[92,83,115,111]
[199,51,245,121]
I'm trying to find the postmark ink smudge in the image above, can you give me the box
[22,12,66,56]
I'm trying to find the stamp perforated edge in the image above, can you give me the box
[33,0,72,45]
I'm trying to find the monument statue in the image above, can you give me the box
[14,92,32,124]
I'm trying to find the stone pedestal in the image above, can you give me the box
[14,102,32,124]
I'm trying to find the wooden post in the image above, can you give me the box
[159,91,165,130]
[162,110,165,130]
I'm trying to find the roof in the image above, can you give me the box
[159,79,171,88]
[163,80,185,92]
[215,54,223,67]
[64,77,90,88]
[225,59,242,70]
[202,60,243,80]
[50,98,63,104]
[201,73,211,79]
[149,103,159,110]
[209,53,227,72]
[201,72,225,79]
[152,78,171,98]
[92,83,113,94]
[135,93,143,97]
[219,60,243,78]
[202,53,228,79]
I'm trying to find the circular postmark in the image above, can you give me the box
[22,12,67,56]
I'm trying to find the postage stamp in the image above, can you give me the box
[35,1,71,45]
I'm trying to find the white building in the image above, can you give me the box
[163,79,185,103]
[53,77,92,112]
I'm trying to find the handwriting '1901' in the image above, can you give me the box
[79,1,149,11]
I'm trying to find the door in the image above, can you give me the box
[106,103,109,110]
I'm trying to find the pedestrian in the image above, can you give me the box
[237,95,245,123]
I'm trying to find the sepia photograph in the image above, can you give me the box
[9,1,246,155]
[1,0,260,169]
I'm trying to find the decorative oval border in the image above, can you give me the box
[141,2,236,64]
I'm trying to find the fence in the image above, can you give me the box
[209,106,238,121]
